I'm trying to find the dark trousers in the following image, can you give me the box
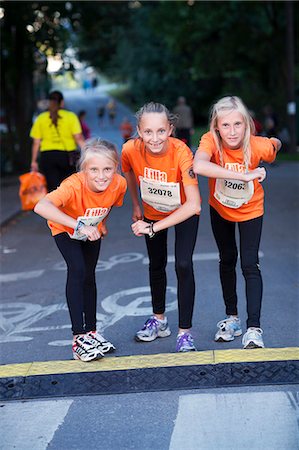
[145,215,199,329]
[40,150,76,192]
[54,233,101,335]
[210,206,263,328]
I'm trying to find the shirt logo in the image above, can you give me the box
[144,167,167,182]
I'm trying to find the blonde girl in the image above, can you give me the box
[193,96,281,349]
[34,139,127,361]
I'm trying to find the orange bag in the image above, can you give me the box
[19,172,47,210]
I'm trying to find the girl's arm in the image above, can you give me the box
[34,197,101,241]
[193,151,266,182]
[131,184,201,236]
[270,137,282,152]
[123,170,143,221]
[31,138,41,172]
[73,133,85,149]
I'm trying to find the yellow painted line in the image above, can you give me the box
[214,347,299,364]
[0,348,298,379]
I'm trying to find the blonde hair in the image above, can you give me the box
[210,96,255,171]
[79,138,119,171]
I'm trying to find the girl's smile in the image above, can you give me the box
[137,112,173,154]
[84,155,116,192]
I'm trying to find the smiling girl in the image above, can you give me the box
[193,96,281,349]
[34,139,127,361]
[122,102,201,352]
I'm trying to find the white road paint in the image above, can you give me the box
[0,269,45,283]
[0,286,177,345]
[0,399,73,450]
[170,391,299,450]
[2,251,265,282]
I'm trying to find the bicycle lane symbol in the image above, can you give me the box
[0,287,177,346]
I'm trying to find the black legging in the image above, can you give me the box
[145,215,199,329]
[54,233,101,335]
[210,206,263,328]
[40,150,76,192]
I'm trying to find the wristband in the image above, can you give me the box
[148,222,156,239]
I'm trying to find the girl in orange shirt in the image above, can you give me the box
[34,139,127,361]
[193,96,281,349]
[122,102,201,352]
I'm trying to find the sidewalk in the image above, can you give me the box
[0,175,22,227]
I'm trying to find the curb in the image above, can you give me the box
[1,347,298,401]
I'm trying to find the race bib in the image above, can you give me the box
[140,177,181,213]
[214,178,254,209]
[70,207,110,241]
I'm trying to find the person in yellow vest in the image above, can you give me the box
[30,91,85,191]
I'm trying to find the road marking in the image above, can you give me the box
[0,286,178,345]
[170,391,298,450]
[1,251,265,281]
[0,399,73,450]
[0,270,45,283]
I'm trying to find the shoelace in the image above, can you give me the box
[143,317,159,331]
[177,333,193,348]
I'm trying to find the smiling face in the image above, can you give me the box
[137,112,173,154]
[217,110,246,149]
[84,154,116,192]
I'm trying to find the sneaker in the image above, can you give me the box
[215,316,242,342]
[87,330,116,354]
[176,332,196,352]
[72,335,104,362]
[135,316,171,342]
[242,327,265,349]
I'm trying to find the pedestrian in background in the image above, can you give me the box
[107,99,117,125]
[193,96,281,349]
[30,91,85,192]
[120,117,133,143]
[34,139,127,361]
[173,96,194,147]
[97,104,105,126]
[122,102,201,352]
[78,110,91,140]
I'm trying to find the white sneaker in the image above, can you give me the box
[135,316,171,342]
[242,327,265,349]
[215,316,242,342]
[87,330,116,354]
[72,335,104,362]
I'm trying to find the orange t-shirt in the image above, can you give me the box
[121,137,199,221]
[197,131,278,222]
[46,172,127,236]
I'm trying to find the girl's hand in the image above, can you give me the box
[101,223,108,239]
[81,225,102,241]
[132,205,143,222]
[244,167,266,183]
[31,162,39,172]
[131,220,150,237]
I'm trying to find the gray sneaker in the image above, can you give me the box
[135,316,171,342]
[215,316,242,342]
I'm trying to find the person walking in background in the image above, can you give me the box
[120,117,133,143]
[122,102,201,352]
[30,91,85,192]
[193,96,281,349]
[173,96,194,148]
[34,139,127,361]
[97,104,105,126]
[78,110,91,140]
[106,99,117,125]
